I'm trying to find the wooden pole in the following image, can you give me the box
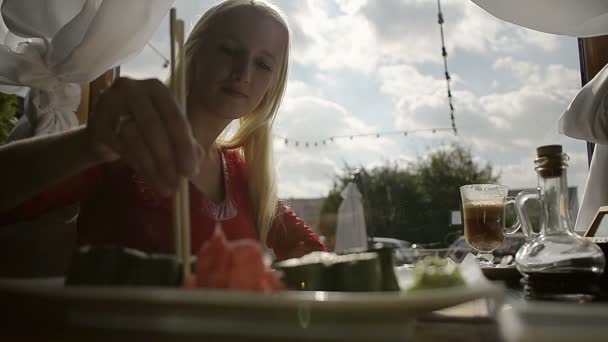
[581,36,608,81]
[76,83,89,124]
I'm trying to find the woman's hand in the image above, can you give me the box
[86,77,202,195]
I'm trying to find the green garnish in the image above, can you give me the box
[408,257,465,291]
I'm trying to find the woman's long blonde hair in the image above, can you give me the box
[183,0,290,243]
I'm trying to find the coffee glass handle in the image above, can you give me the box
[504,196,521,234]
[515,190,541,239]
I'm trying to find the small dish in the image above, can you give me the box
[481,264,522,283]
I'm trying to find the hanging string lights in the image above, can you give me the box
[275,128,453,148]
[437,0,457,135]
[147,42,170,68]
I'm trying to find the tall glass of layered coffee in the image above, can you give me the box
[460,184,520,264]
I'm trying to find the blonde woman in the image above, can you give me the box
[0,0,326,261]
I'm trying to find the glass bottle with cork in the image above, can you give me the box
[515,145,605,300]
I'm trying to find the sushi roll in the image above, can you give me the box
[120,248,182,286]
[65,245,124,285]
[65,245,182,287]
[331,252,382,292]
[338,243,401,291]
[367,243,400,291]
[274,251,332,291]
[275,251,383,292]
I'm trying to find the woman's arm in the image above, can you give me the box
[0,77,203,213]
[266,201,327,261]
[0,126,100,212]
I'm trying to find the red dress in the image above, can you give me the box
[0,149,326,261]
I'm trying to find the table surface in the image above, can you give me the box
[2,317,501,342]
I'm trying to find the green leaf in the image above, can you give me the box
[0,92,18,144]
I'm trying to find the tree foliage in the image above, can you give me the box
[320,144,499,247]
[0,92,18,144]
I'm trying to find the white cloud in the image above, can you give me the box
[277,95,370,139]
[283,79,318,98]
[373,49,584,188]
[335,0,368,14]
[381,55,579,150]
[378,64,448,126]
[493,57,541,84]
[275,153,340,198]
[287,0,563,75]
[289,2,378,72]
[449,1,560,55]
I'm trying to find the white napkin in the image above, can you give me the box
[559,64,608,231]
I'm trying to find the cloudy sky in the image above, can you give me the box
[122,0,588,201]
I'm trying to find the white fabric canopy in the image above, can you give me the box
[471,0,608,38]
[471,0,608,232]
[334,182,368,252]
[559,64,608,231]
[0,0,173,136]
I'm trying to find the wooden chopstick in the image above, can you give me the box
[169,8,182,260]
[169,8,191,281]
[176,19,191,280]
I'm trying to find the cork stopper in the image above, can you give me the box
[535,144,565,178]
[536,145,562,158]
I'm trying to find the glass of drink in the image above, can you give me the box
[460,184,520,266]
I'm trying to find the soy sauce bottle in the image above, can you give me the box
[515,145,605,300]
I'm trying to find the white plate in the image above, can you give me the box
[481,265,522,282]
[0,276,501,341]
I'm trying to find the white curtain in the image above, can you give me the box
[559,64,608,231]
[0,0,173,136]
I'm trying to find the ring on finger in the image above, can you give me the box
[114,114,134,136]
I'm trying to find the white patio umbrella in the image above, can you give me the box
[334,182,368,252]
[471,0,608,232]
